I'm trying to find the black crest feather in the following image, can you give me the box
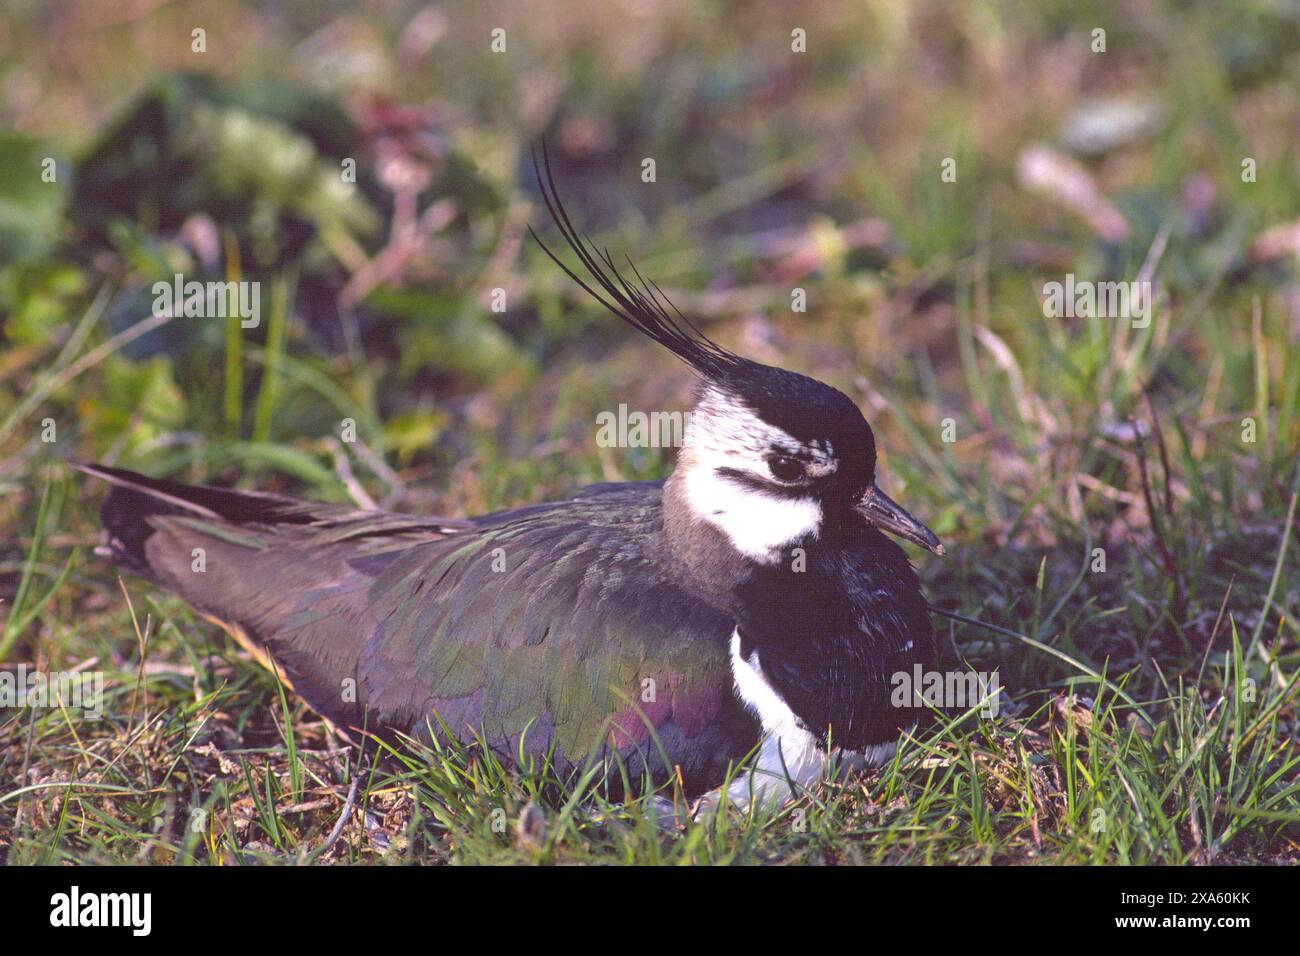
[528,142,746,380]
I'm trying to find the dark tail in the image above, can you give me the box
[73,462,319,580]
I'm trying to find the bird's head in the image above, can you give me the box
[530,146,942,565]
[675,362,942,563]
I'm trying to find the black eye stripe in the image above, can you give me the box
[715,466,812,499]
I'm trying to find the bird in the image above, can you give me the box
[77,149,943,812]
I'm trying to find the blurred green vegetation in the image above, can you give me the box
[1,0,1298,864]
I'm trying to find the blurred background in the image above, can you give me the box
[2,0,1300,866]
[1,0,1298,752]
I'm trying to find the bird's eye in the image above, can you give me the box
[766,455,805,483]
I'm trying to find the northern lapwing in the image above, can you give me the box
[78,151,943,812]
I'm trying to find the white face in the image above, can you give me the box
[678,387,838,564]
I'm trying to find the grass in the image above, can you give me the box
[4,592,1296,864]
[2,0,1299,864]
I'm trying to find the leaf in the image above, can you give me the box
[383,409,448,464]
[0,132,70,263]
[76,355,188,449]
[369,289,535,385]
[0,261,88,347]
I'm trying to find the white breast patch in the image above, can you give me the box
[691,630,907,816]
[711,629,826,812]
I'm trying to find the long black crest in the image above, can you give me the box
[528,142,746,381]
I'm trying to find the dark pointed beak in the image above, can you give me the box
[856,484,944,555]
